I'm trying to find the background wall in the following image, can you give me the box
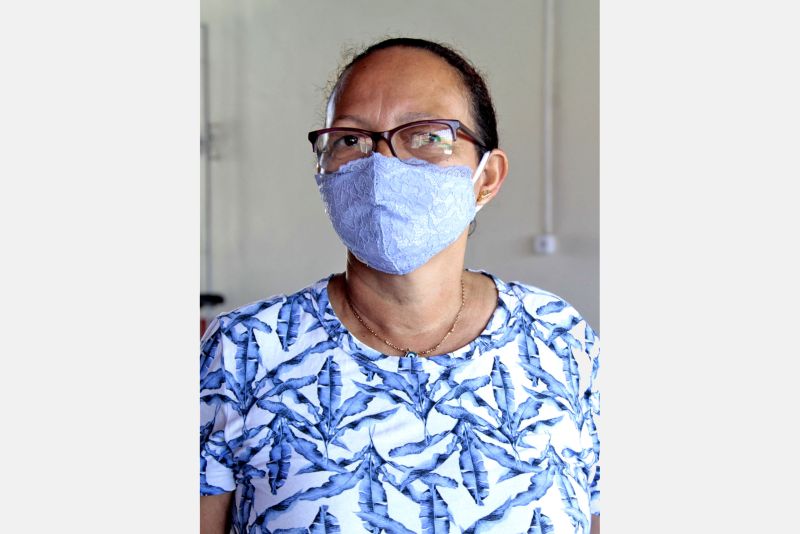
[200,0,599,329]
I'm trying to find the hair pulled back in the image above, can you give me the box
[328,37,499,154]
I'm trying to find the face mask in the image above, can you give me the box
[315,151,491,275]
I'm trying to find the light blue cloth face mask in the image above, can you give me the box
[315,151,491,275]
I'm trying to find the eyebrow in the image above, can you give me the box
[331,112,439,129]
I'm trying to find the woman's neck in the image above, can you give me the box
[327,230,498,357]
[343,251,466,339]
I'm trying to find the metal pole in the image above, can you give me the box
[543,0,555,237]
[533,0,557,255]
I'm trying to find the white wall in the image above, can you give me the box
[200,0,599,329]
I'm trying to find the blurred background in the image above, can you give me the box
[200,0,599,331]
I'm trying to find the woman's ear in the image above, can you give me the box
[474,149,509,207]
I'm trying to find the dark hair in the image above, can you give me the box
[327,37,499,157]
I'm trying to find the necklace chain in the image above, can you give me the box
[344,278,466,357]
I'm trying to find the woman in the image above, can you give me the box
[201,38,600,534]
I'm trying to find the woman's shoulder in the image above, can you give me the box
[202,276,332,343]
[507,280,580,317]
[199,275,337,384]
[479,270,597,340]
[477,270,578,313]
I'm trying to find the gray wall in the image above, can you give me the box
[201,0,599,329]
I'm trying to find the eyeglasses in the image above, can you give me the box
[307,119,487,174]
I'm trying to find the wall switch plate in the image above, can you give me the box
[534,234,557,255]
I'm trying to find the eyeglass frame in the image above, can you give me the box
[307,119,489,162]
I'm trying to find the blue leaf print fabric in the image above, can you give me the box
[200,272,600,533]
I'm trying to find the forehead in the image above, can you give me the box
[329,47,471,128]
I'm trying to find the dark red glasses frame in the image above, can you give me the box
[307,119,487,157]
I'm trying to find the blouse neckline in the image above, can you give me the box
[313,269,518,362]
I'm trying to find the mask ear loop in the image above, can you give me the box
[471,150,492,213]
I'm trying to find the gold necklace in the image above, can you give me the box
[344,278,466,358]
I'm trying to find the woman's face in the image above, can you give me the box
[327,47,481,169]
